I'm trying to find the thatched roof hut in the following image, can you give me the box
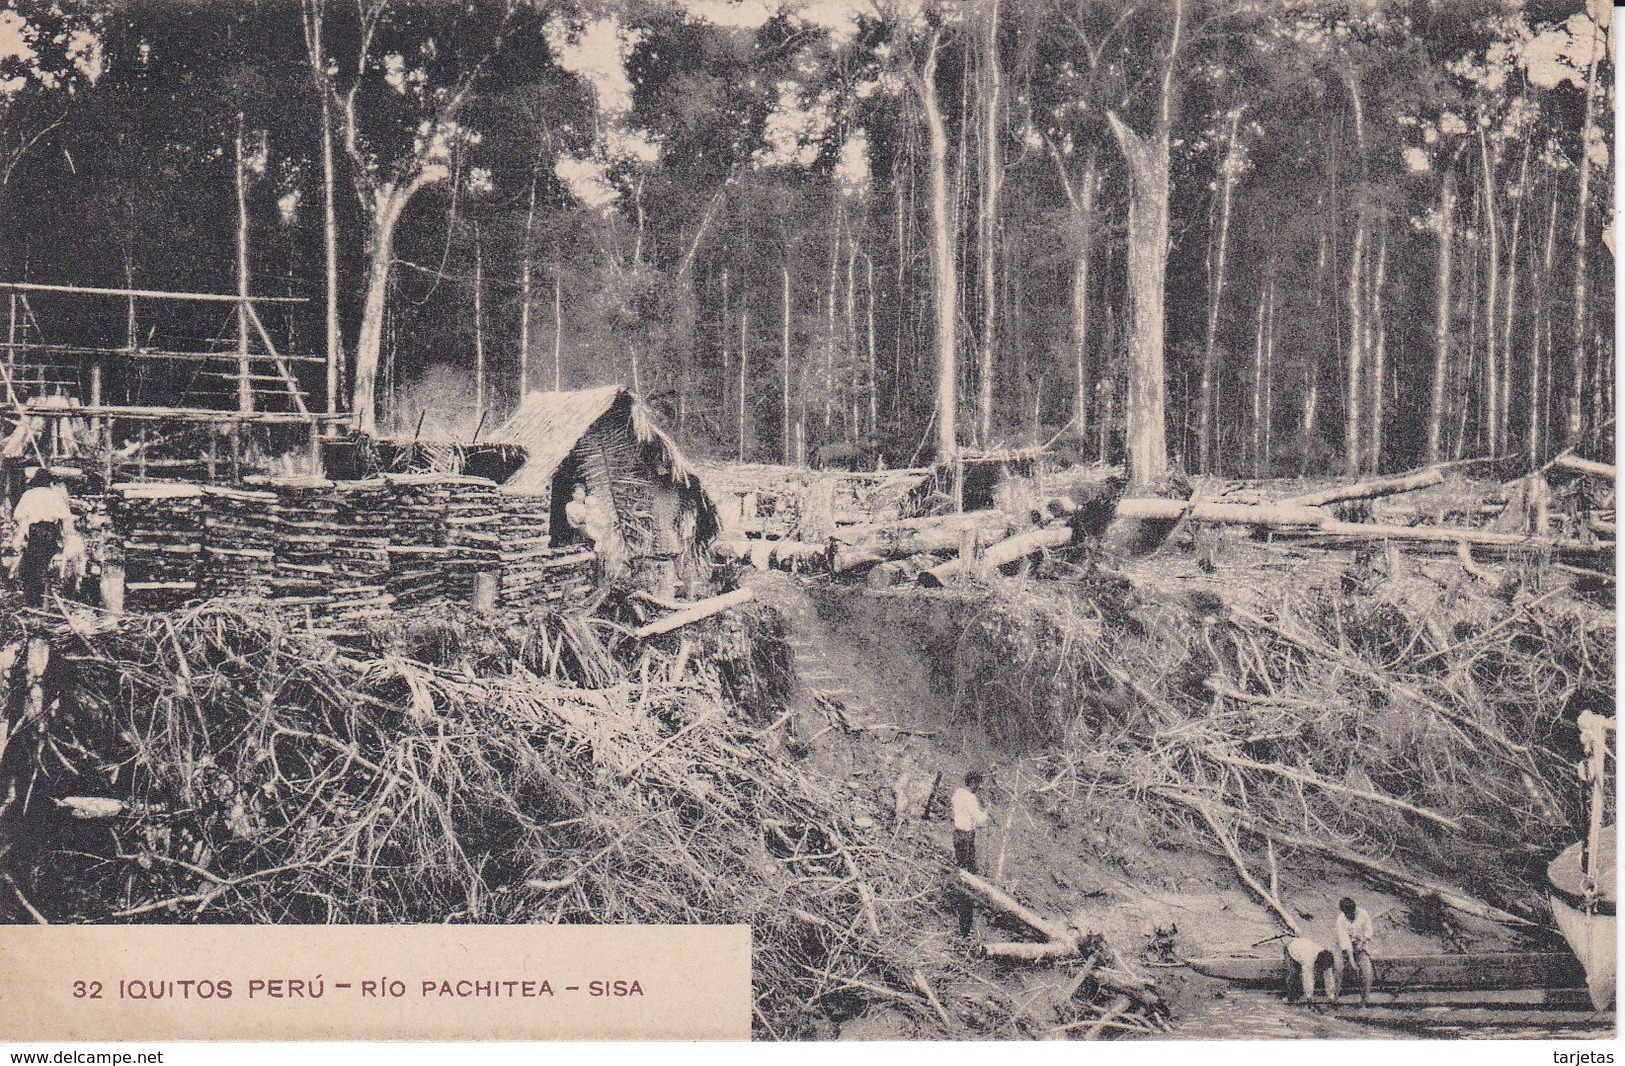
[489,386,718,592]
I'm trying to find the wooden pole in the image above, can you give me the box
[472,224,487,427]
[0,282,305,304]
[782,263,792,463]
[738,309,748,463]
[236,113,253,415]
[553,268,563,391]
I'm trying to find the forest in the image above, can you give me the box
[0,0,1612,480]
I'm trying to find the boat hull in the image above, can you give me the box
[1187,952,1588,993]
[1551,893,1617,1010]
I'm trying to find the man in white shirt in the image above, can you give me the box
[1335,896,1376,1006]
[9,469,75,607]
[1283,935,1339,1003]
[951,771,991,936]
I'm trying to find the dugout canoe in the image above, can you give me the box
[1186,952,1587,992]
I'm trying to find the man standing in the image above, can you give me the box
[1335,896,1376,1006]
[951,771,991,936]
[8,469,74,608]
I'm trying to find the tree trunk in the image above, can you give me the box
[1198,109,1241,475]
[1302,219,1328,476]
[1344,207,1366,476]
[1501,137,1530,456]
[976,0,1003,447]
[738,308,749,462]
[824,210,840,433]
[1567,15,1603,444]
[1533,177,1560,463]
[552,269,563,390]
[1342,73,1368,476]
[234,113,253,416]
[782,263,793,463]
[865,253,878,436]
[1367,227,1388,473]
[1477,129,1502,455]
[1107,116,1173,488]
[302,0,342,419]
[913,35,958,460]
[318,81,341,418]
[1427,171,1457,463]
[1071,152,1096,444]
[353,176,439,435]
[1251,274,1268,478]
[473,224,486,425]
[719,268,730,436]
[518,170,538,405]
[1105,0,1180,488]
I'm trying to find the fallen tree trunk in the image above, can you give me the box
[1283,467,1445,508]
[983,940,1078,962]
[957,869,1077,945]
[1154,789,1536,928]
[1204,749,1464,831]
[1314,519,1609,555]
[1113,498,1327,527]
[920,526,1073,588]
[831,510,1017,571]
[633,587,755,639]
[1552,454,1615,480]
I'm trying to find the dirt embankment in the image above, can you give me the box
[737,544,1610,1037]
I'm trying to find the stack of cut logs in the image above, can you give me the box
[442,479,504,601]
[199,484,278,600]
[712,463,1617,588]
[497,494,594,608]
[257,476,341,612]
[327,479,395,622]
[382,474,453,607]
[112,483,205,608]
[98,474,600,617]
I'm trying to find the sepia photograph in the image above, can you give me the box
[0,0,1614,1045]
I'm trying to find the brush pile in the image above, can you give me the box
[0,597,1018,1038]
[941,548,1613,930]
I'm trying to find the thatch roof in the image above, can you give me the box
[489,386,713,509]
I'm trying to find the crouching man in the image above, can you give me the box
[1283,935,1339,1004]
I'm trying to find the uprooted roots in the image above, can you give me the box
[0,601,980,1038]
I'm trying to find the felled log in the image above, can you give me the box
[957,869,1077,945]
[866,556,931,588]
[1315,519,1609,556]
[1113,498,1326,527]
[983,941,1079,962]
[920,526,1073,588]
[632,587,755,639]
[1282,467,1445,508]
[1554,454,1615,480]
[831,510,1017,571]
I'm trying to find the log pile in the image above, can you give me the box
[442,479,504,601]
[94,473,605,619]
[382,474,453,607]
[110,482,204,608]
[326,479,396,622]
[199,484,278,599]
[498,494,594,608]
